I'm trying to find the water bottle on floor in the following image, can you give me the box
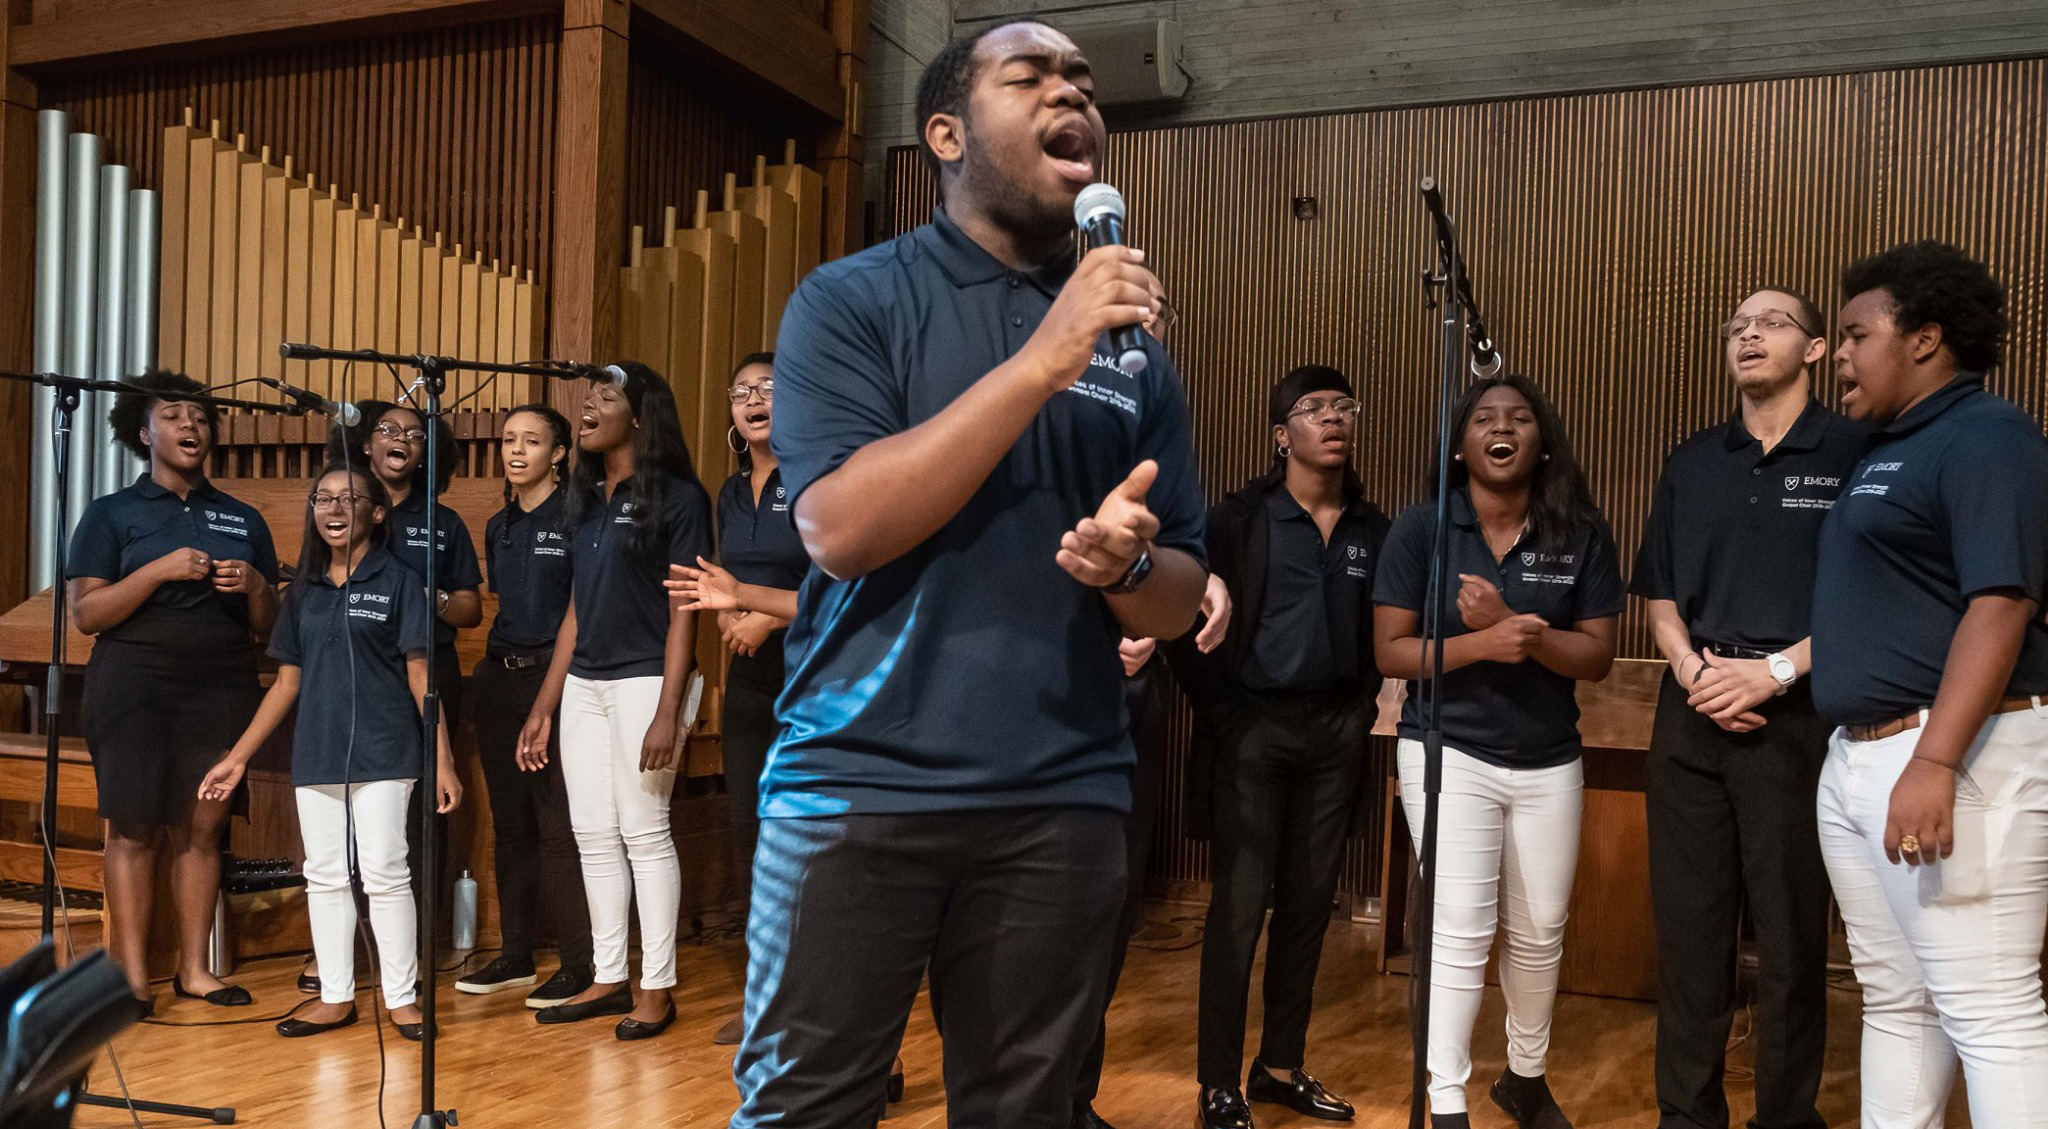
[453,870,478,951]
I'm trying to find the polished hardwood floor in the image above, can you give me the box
[72,910,1963,1129]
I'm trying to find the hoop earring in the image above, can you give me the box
[727,426,746,454]
[1277,445,1291,460]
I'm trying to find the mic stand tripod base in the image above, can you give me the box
[413,1110,458,1127]
[80,1093,236,1123]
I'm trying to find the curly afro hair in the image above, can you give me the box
[1841,241,2007,373]
[108,371,219,461]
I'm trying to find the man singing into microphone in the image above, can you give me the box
[728,20,1208,1129]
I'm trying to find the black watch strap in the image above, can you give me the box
[1099,546,1153,595]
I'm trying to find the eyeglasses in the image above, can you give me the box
[728,380,774,404]
[311,492,369,509]
[1287,396,1361,421]
[1721,309,1816,340]
[372,422,428,444]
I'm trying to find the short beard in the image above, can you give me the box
[956,127,1074,254]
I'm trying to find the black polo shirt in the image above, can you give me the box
[484,487,573,655]
[386,488,484,656]
[1244,489,1386,693]
[1630,400,1868,652]
[567,472,714,681]
[762,205,1208,817]
[716,467,809,592]
[1374,489,1627,768]
[268,546,432,787]
[67,475,281,646]
[1811,374,2048,725]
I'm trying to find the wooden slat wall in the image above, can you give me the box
[43,16,559,292]
[887,57,2048,897]
[623,36,817,268]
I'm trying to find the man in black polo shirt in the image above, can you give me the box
[1173,365,1387,1129]
[729,20,1208,1128]
[1631,288,1864,1129]
[1811,241,2048,1127]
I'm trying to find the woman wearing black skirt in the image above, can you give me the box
[666,352,806,1045]
[67,371,280,1012]
[456,404,596,1008]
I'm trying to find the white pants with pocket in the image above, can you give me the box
[1816,703,2048,1129]
[559,673,682,990]
[1397,739,1584,1113]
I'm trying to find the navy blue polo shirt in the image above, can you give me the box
[1631,400,1868,652]
[67,475,281,645]
[386,488,484,655]
[1245,489,1387,694]
[762,205,1208,818]
[568,473,714,681]
[268,546,433,787]
[1812,375,2048,725]
[484,488,573,655]
[1374,490,1627,767]
[716,467,809,592]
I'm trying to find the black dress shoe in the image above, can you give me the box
[1072,1104,1119,1129]
[534,983,633,1025]
[614,999,676,1041]
[887,1064,905,1104]
[1489,1069,1573,1129]
[395,1019,439,1042]
[277,1007,358,1037]
[1198,1086,1255,1129]
[173,977,253,1007]
[1246,1060,1355,1121]
[133,994,155,1020]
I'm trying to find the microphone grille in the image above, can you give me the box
[1073,182,1124,227]
[339,401,363,428]
[602,364,630,388]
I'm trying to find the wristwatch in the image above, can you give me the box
[1766,651,1797,694]
[1100,546,1153,595]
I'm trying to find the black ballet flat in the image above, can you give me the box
[297,968,320,994]
[614,1000,676,1041]
[173,977,253,1007]
[887,1066,905,1104]
[395,1019,439,1042]
[133,994,155,1020]
[535,983,633,1025]
[277,1006,358,1038]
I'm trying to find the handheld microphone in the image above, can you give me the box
[257,376,362,426]
[1072,183,1150,376]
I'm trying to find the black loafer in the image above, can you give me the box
[1072,1104,1119,1129]
[1246,1060,1354,1120]
[277,1007,358,1037]
[173,978,253,1007]
[614,999,676,1041]
[1489,1069,1573,1129]
[396,1019,440,1042]
[535,984,634,1025]
[1199,1086,1255,1129]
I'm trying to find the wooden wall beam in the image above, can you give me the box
[631,0,844,122]
[548,0,629,417]
[7,0,556,71]
[0,0,36,608]
[816,0,866,257]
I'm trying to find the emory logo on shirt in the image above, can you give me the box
[1517,551,1578,587]
[1780,474,1843,510]
[346,589,392,622]
[534,529,567,557]
[1089,352,1137,379]
[772,485,788,513]
[1851,461,1904,498]
[1343,544,1370,579]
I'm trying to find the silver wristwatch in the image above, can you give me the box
[1766,651,1797,693]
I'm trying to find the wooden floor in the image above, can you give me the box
[70,909,1961,1129]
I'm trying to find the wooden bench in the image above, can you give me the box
[0,732,102,894]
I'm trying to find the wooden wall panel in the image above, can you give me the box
[888,57,2048,896]
[44,15,559,296]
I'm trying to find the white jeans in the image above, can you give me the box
[1398,740,1584,1113]
[559,674,681,990]
[296,779,418,1009]
[1816,705,2048,1129]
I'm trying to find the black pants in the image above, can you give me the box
[472,655,593,969]
[1073,660,1172,1110]
[1647,673,1830,1129]
[723,640,785,919]
[1196,692,1367,1089]
[732,807,1126,1129]
[406,648,467,912]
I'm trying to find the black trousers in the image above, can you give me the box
[1196,692,1367,1089]
[1072,660,1172,1110]
[406,648,467,913]
[471,656,593,969]
[1647,673,1830,1129]
[723,640,785,919]
[732,807,1125,1129]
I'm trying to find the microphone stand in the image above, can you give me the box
[276,343,585,1129]
[0,367,299,1126]
[1408,178,1502,1129]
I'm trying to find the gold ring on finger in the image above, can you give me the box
[1899,834,1921,854]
